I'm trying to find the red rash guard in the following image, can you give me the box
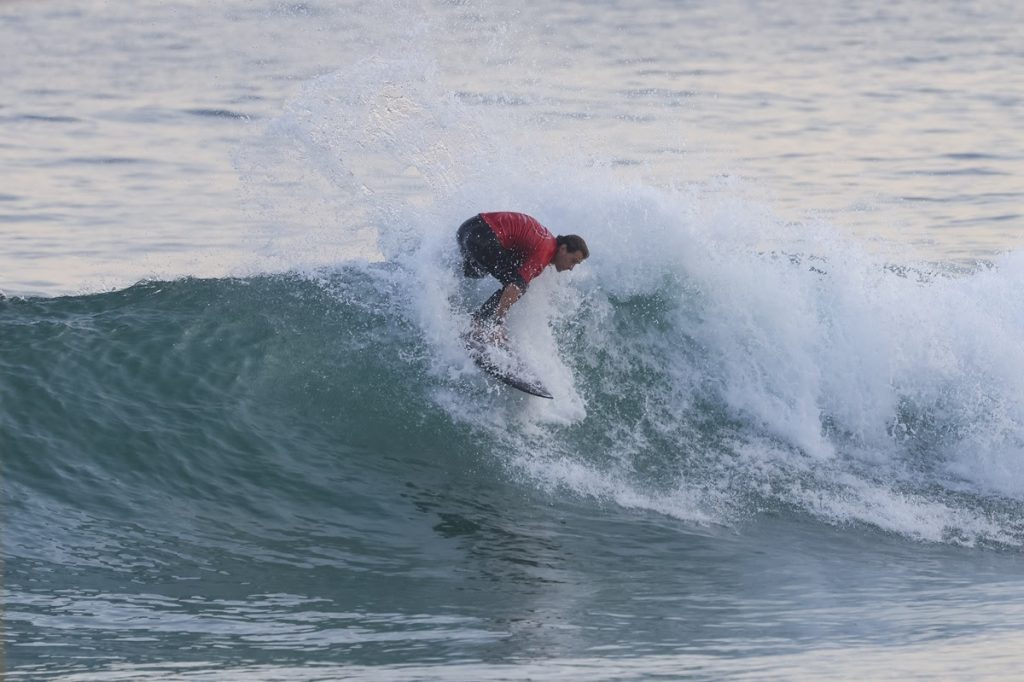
[479,212,557,287]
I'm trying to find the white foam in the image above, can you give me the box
[248,57,1024,546]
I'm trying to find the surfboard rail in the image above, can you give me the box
[463,335,553,399]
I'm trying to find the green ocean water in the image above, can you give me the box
[4,0,1024,678]
[5,267,1024,679]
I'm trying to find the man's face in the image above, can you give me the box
[553,245,586,272]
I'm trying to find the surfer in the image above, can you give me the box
[457,212,588,342]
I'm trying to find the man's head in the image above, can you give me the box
[553,235,589,272]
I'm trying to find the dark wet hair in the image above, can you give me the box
[556,234,589,258]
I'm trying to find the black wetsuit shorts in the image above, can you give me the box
[456,215,527,290]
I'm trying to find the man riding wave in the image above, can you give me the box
[457,212,589,342]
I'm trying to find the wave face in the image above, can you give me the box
[234,55,1024,548]
[7,53,1024,575]
[5,236,1024,557]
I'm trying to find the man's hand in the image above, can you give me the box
[470,318,508,347]
[488,324,508,347]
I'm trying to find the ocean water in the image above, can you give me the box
[3,0,1024,679]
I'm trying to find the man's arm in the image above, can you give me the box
[493,283,523,324]
[474,283,521,346]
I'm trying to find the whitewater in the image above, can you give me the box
[3,0,1024,679]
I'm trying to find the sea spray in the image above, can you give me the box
[228,53,1024,546]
